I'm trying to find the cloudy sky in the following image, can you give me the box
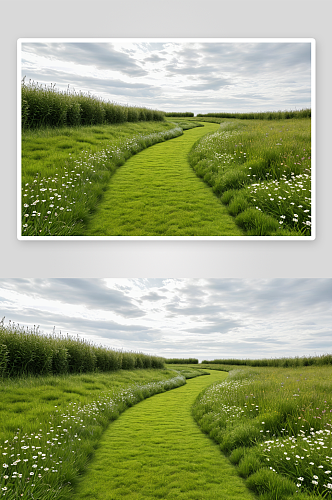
[19,39,312,115]
[0,278,330,361]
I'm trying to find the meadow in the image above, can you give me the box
[193,362,332,499]
[1,316,330,500]
[188,117,312,236]
[20,80,312,237]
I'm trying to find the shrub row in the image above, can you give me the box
[21,78,165,129]
[201,354,332,368]
[0,319,165,377]
[196,109,311,120]
[165,358,198,364]
[164,112,195,117]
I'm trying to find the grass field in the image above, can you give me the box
[193,363,332,499]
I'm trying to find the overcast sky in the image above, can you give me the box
[0,278,330,361]
[19,39,312,115]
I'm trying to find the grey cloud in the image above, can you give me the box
[22,42,148,77]
[185,319,242,335]
[183,78,232,92]
[140,292,167,302]
[1,308,157,343]
[0,279,144,318]
[21,68,157,100]
[143,54,167,64]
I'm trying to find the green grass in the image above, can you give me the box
[188,118,312,236]
[21,121,181,236]
[71,370,256,500]
[80,122,244,236]
[192,365,332,499]
[201,353,332,368]
[0,369,185,499]
[195,109,311,121]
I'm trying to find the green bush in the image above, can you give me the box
[235,208,280,235]
[246,468,297,499]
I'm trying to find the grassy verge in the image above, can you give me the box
[81,122,244,236]
[0,368,184,499]
[188,118,312,236]
[21,121,182,236]
[71,370,256,500]
[192,365,332,499]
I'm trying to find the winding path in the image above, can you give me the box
[72,371,255,499]
[82,123,243,236]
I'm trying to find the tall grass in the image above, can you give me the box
[164,112,195,117]
[188,118,312,236]
[196,109,311,120]
[21,78,165,130]
[201,354,332,368]
[165,358,199,364]
[193,365,332,499]
[0,318,164,378]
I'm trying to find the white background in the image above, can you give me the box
[1,0,331,278]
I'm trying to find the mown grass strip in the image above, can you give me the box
[71,370,256,500]
[81,123,244,236]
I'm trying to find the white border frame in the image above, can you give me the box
[17,38,316,241]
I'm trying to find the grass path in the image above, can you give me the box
[71,371,256,500]
[82,123,243,236]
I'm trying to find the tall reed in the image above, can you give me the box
[0,318,164,378]
[21,78,165,130]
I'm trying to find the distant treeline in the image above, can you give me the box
[0,320,165,378]
[165,358,198,364]
[196,109,311,120]
[164,112,195,117]
[21,78,165,130]
[201,354,332,368]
